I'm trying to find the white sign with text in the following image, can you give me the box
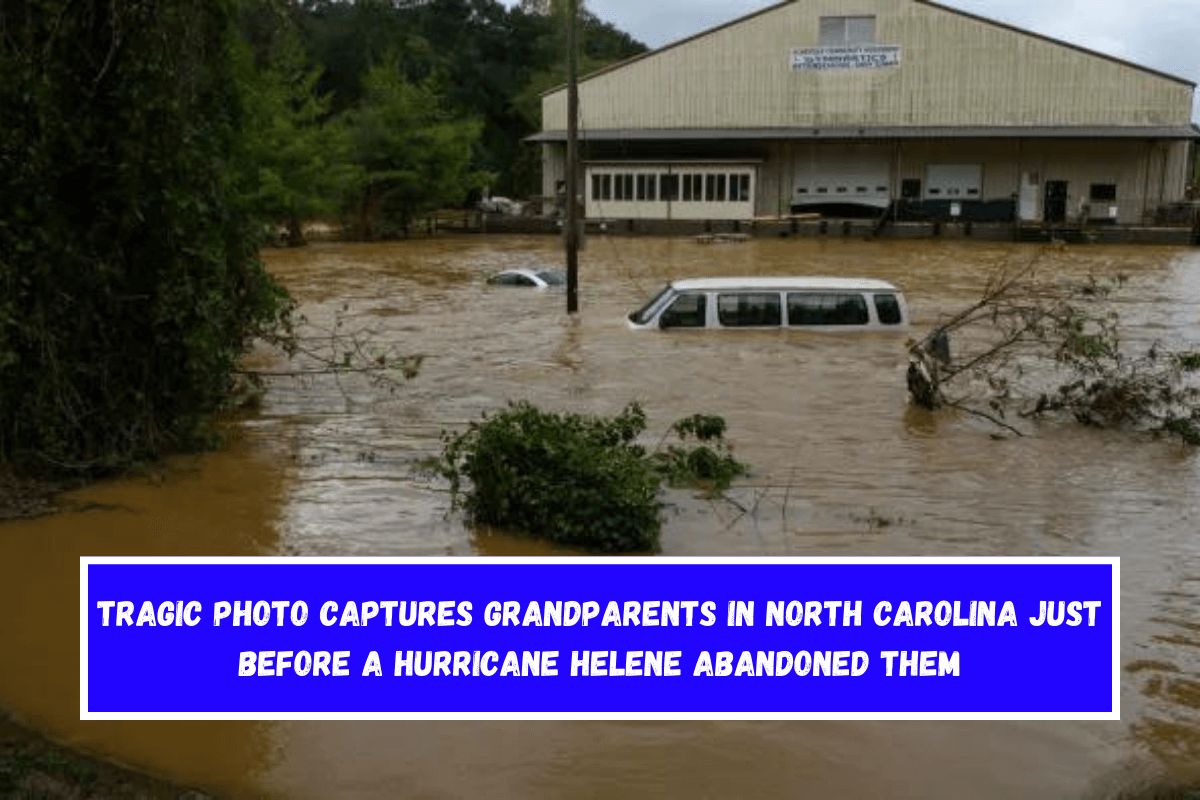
[791,45,902,72]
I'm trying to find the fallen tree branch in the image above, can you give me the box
[906,247,1200,444]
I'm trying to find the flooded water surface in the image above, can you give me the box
[2,235,1199,797]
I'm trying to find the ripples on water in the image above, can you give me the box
[1,236,1198,798]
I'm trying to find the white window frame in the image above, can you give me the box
[818,15,876,47]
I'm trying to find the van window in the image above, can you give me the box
[873,293,903,325]
[717,293,781,327]
[659,294,707,328]
[787,293,869,325]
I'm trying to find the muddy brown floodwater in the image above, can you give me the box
[2,236,1199,798]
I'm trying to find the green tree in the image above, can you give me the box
[236,28,358,245]
[293,0,645,200]
[298,0,420,113]
[0,0,290,474]
[349,58,492,237]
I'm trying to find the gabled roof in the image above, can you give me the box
[542,0,1195,96]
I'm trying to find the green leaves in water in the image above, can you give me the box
[439,402,747,552]
[649,413,747,495]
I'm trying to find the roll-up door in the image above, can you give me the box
[925,164,982,200]
[792,148,891,210]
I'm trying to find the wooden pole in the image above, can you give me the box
[565,0,579,314]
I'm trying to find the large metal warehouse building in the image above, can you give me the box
[532,0,1198,228]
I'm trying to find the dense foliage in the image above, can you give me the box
[0,0,645,476]
[0,0,291,474]
[294,0,646,200]
[349,59,491,238]
[440,402,662,551]
[235,25,358,245]
[231,0,646,235]
[439,402,748,552]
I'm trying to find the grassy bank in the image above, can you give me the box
[0,710,209,800]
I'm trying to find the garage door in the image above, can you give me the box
[925,164,982,200]
[792,149,891,209]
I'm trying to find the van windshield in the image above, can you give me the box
[628,285,674,325]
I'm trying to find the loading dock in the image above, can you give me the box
[534,0,1199,235]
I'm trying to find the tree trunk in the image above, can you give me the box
[286,217,306,247]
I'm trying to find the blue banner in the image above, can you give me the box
[81,557,1118,720]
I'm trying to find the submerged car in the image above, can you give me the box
[627,277,909,330]
[487,268,566,289]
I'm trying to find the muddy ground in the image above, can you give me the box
[1,709,210,799]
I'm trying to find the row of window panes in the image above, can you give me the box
[794,181,1120,201]
[797,185,889,194]
[796,186,984,196]
[661,292,903,328]
[591,173,752,203]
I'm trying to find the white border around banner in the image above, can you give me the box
[79,556,1120,722]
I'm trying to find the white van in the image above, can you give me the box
[626,277,909,331]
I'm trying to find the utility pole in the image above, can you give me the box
[565,0,579,314]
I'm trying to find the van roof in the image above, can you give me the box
[669,277,901,292]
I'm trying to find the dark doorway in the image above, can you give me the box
[1044,180,1068,223]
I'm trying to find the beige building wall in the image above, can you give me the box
[748,138,1185,223]
[542,146,566,199]
[543,0,1192,131]
[549,138,1189,224]
[538,0,1195,223]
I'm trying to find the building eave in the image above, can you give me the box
[526,125,1200,144]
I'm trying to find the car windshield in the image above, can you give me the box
[491,271,536,286]
[628,284,675,325]
[535,270,566,286]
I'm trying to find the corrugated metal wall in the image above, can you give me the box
[543,0,1192,131]
[748,139,1191,222]
[539,0,1195,222]
[547,139,1191,224]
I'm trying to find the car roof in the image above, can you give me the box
[668,277,901,292]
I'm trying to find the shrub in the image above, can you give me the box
[440,402,660,552]
[648,414,748,495]
[439,403,748,552]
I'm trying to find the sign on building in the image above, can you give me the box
[790,45,901,71]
